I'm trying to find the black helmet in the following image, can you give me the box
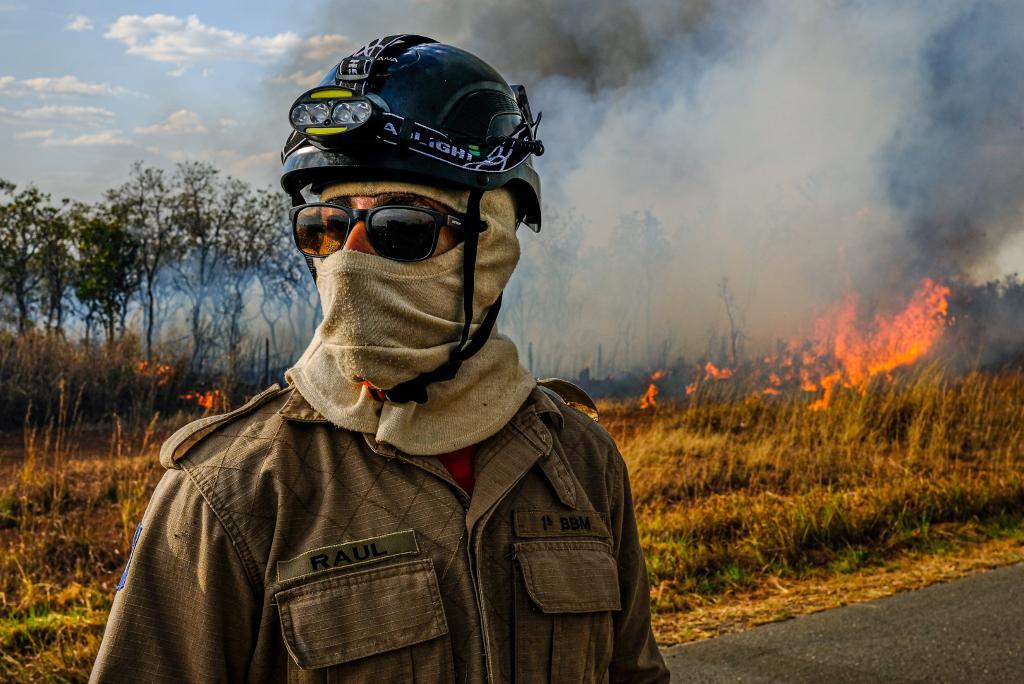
[280,34,543,231]
[280,35,545,404]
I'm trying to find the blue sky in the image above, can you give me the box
[0,2,371,200]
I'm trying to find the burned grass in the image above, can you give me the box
[1,370,1023,680]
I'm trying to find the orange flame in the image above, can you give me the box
[181,389,222,411]
[135,360,174,386]
[826,278,948,386]
[705,362,735,380]
[640,383,659,409]
[803,278,949,408]
[639,369,667,408]
[682,277,950,409]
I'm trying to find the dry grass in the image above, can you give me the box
[0,405,172,683]
[605,369,1024,623]
[1,369,1023,680]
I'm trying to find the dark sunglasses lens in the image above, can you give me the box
[368,208,438,261]
[294,206,350,256]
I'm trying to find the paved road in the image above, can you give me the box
[662,563,1024,683]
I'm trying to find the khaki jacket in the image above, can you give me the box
[90,384,669,683]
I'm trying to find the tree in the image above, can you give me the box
[217,186,290,379]
[0,181,55,333]
[718,276,744,366]
[75,213,140,344]
[169,162,244,373]
[38,200,78,334]
[107,162,183,360]
[253,192,308,370]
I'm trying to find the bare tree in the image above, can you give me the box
[718,276,744,366]
[169,162,247,373]
[255,210,308,367]
[107,162,183,361]
[217,187,289,379]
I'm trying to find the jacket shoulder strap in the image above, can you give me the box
[537,377,599,422]
[159,384,289,469]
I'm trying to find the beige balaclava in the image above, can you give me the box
[285,180,536,456]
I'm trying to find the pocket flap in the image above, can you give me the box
[514,540,622,613]
[275,558,448,669]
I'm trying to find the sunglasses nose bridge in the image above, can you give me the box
[341,208,376,255]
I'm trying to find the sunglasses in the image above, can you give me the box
[290,202,476,262]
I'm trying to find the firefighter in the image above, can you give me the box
[90,35,670,683]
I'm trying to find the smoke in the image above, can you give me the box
[885,2,1024,283]
[291,0,1024,373]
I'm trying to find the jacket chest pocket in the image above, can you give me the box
[275,558,455,684]
[513,540,621,684]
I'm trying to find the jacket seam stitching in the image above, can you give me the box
[181,461,265,596]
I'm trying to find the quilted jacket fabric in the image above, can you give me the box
[89,384,670,683]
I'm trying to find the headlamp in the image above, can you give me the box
[288,87,378,141]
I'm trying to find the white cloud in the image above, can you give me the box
[0,74,128,96]
[7,104,114,124]
[104,14,301,66]
[66,15,94,32]
[40,130,132,147]
[270,69,322,89]
[304,34,349,61]
[135,109,207,135]
[14,128,53,140]
[233,150,277,171]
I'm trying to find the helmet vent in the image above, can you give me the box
[443,90,519,137]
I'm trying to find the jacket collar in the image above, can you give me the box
[276,383,577,513]
[277,382,565,428]
[277,386,329,423]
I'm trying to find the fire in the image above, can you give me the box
[134,360,174,386]
[181,389,222,411]
[820,278,949,388]
[640,369,667,408]
[704,362,734,380]
[802,278,950,408]
[679,278,951,409]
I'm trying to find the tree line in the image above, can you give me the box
[0,161,317,381]
[1,158,699,402]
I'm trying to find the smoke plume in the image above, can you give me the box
[291,0,1024,374]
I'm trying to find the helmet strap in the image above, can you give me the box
[382,188,499,404]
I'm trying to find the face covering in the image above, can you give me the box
[284,180,536,456]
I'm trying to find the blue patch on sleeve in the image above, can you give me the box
[117,523,143,591]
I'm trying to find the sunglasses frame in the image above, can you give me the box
[289,201,476,262]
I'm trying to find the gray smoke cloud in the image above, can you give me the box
[885,2,1024,283]
[287,0,1023,374]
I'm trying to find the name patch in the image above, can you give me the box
[277,529,419,582]
[514,510,611,539]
